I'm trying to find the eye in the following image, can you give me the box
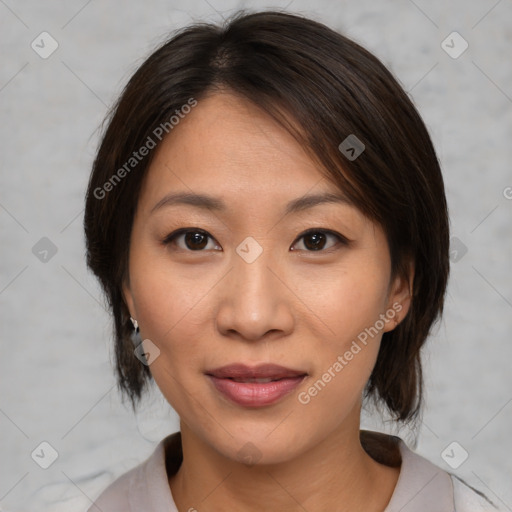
[162,228,349,253]
[162,228,221,251]
[291,229,348,252]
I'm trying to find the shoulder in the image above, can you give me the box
[86,457,144,511]
[451,475,502,512]
[87,432,181,512]
[361,431,499,512]
[395,440,500,512]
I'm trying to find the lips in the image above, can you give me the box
[206,363,307,381]
[205,363,308,407]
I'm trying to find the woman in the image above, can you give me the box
[84,10,498,511]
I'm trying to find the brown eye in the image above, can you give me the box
[163,229,220,251]
[303,232,327,251]
[184,231,208,250]
[163,228,348,253]
[291,229,347,252]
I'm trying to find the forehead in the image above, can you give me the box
[140,92,343,208]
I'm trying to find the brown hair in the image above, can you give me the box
[84,10,450,423]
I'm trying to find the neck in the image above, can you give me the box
[169,419,400,512]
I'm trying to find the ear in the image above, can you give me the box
[122,276,136,320]
[382,260,414,333]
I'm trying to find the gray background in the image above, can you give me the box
[1,0,511,510]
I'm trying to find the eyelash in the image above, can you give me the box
[161,228,350,254]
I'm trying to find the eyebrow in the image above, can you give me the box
[150,191,353,216]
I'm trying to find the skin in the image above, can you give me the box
[123,92,413,511]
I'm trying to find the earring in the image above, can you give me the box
[130,317,142,348]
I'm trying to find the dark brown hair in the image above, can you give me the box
[84,10,450,423]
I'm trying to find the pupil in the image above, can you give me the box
[305,233,325,251]
[185,232,207,250]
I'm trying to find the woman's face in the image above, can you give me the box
[123,92,411,464]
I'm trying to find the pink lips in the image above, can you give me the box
[206,363,307,407]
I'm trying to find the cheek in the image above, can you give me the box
[129,234,204,325]
[132,270,211,349]
[302,260,390,345]
[128,244,226,375]
[128,260,214,414]
[297,261,389,400]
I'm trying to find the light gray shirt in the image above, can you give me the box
[87,431,500,511]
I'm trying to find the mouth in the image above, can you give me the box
[205,363,308,407]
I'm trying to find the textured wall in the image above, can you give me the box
[0,0,510,510]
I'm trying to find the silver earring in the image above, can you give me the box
[130,317,142,348]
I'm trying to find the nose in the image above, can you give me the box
[215,241,295,342]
